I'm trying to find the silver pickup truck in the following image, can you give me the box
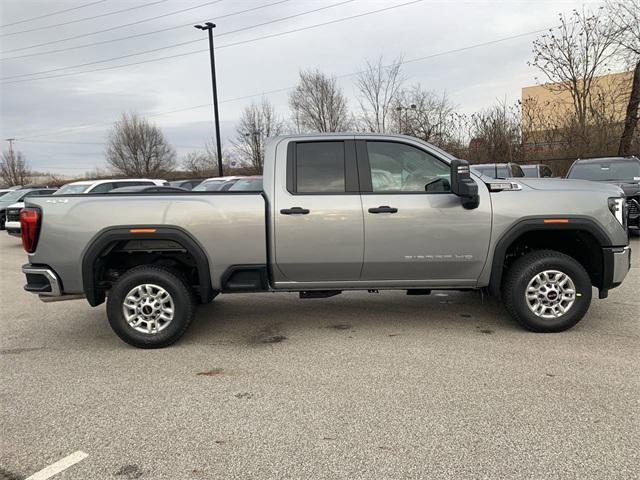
[20,134,631,348]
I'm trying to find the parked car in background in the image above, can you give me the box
[54,179,167,195]
[192,176,243,191]
[168,179,204,190]
[520,164,554,178]
[1,188,57,231]
[228,176,263,191]
[108,185,188,194]
[471,163,525,178]
[566,156,640,236]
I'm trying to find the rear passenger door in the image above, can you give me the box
[272,139,364,283]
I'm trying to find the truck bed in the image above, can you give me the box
[25,193,267,293]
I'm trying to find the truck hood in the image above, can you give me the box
[516,177,624,196]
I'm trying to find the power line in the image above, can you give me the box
[1,0,292,61]
[0,0,225,54]
[0,0,109,29]
[1,0,356,80]
[0,0,169,37]
[2,0,422,84]
[14,26,549,141]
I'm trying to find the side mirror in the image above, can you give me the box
[450,159,479,209]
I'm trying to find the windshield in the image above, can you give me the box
[193,180,226,191]
[229,179,263,191]
[568,160,640,181]
[54,184,90,195]
[0,190,26,203]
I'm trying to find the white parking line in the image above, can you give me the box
[25,451,88,480]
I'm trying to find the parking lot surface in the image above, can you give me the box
[1,233,638,479]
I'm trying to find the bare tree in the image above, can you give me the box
[289,69,350,132]
[106,113,176,176]
[233,98,284,171]
[468,101,523,164]
[0,149,30,187]
[393,85,456,145]
[355,56,404,133]
[182,151,212,176]
[529,7,621,136]
[607,0,640,155]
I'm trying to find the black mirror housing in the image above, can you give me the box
[450,159,479,209]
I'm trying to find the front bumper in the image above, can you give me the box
[599,246,631,298]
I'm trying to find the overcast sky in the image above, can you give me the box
[0,0,601,175]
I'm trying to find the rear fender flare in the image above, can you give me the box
[81,226,213,306]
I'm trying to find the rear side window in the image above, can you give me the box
[295,142,345,193]
[541,166,553,177]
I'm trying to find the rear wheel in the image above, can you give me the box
[0,213,5,230]
[106,265,195,348]
[502,250,592,332]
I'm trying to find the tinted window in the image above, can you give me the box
[90,182,115,193]
[296,142,345,193]
[115,181,152,189]
[366,141,450,193]
[520,166,537,177]
[540,166,553,177]
[511,165,525,177]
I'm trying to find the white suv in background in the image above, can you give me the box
[54,178,167,195]
[5,179,166,237]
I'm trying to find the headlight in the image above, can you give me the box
[608,197,627,229]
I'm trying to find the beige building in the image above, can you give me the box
[521,70,633,163]
[522,70,632,130]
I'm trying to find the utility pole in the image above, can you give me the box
[194,22,224,177]
[5,138,16,158]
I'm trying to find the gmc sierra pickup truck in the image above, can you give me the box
[19,134,631,348]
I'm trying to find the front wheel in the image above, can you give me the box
[106,266,195,348]
[502,250,592,332]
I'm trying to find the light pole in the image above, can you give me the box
[396,104,417,135]
[194,22,224,177]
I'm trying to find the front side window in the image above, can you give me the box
[295,142,345,193]
[366,141,450,193]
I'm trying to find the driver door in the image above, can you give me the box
[358,139,491,284]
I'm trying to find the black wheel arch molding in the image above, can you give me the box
[488,216,617,297]
[81,225,214,306]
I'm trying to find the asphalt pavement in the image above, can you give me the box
[1,233,638,479]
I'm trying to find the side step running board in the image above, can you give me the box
[299,290,342,299]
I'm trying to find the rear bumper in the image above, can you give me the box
[5,220,20,236]
[22,264,62,296]
[22,264,85,302]
[599,246,631,298]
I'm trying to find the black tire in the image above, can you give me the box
[0,214,5,230]
[630,228,640,237]
[502,250,592,332]
[106,265,195,348]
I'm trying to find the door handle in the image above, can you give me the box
[368,206,398,214]
[280,207,310,215]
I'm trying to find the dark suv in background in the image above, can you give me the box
[566,156,640,236]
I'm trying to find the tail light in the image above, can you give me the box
[20,208,41,253]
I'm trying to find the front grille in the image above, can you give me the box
[627,196,640,216]
[6,209,20,222]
